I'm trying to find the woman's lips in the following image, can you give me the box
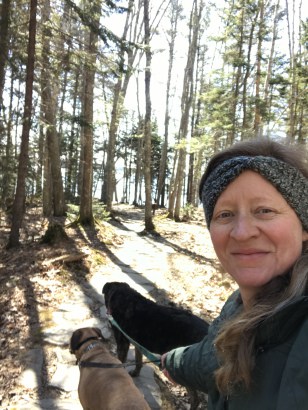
[232,249,266,254]
[231,249,269,259]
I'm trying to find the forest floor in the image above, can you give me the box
[0,203,237,409]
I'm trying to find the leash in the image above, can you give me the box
[77,341,157,369]
[107,315,161,369]
[79,359,157,369]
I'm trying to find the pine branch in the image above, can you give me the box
[64,0,131,52]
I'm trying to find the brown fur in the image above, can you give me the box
[70,327,150,410]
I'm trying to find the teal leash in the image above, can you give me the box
[107,315,161,369]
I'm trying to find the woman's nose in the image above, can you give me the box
[230,214,259,240]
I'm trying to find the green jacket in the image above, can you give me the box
[165,291,308,410]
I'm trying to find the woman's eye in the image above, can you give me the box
[256,208,275,216]
[216,211,233,220]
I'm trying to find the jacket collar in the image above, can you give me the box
[255,296,308,348]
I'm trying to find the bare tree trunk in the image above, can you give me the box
[1,77,14,204]
[41,0,65,217]
[104,0,135,211]
[297,1,305,142]
[156,0,180,207]
[66,71,80,201]
[187,41,206,205]
[254,0,264,137]
[7,0,37,248]
[242,12,258,136]
[79,2,101,225]
[285,0,297,139]
[43,153,52,216]
[133,127,143,206]
[230,5,244,142]
[167,150,178,218]
[0,0,11,117]
[143,0,155,231]
[263,0,280,135]
[169,0,202,221]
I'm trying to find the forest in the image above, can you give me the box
[0,0,307,247]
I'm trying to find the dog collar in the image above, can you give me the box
[83,342,100,354]
[75,341,102,366]
[72,336,101,353]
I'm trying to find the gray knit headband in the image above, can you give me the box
[201,155,308,230]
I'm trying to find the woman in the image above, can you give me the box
[161,138,308,410]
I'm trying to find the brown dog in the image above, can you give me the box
[70,327,150,410]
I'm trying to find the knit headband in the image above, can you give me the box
[201,155,308,230]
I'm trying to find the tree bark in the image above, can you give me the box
[254,0,264,137]
[104,0,135,211]
[169,0,202,221]
[143,0,155,231]
[156,0,180,207]
[41,0,65,217]
[79,2,101,225]
[7,0,37,248]
[0,0,11,115]
[263,0,280,135]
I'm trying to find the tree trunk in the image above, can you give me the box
[169,0,201,221]
[242,12,258,136]
[230,5,244,142]
[7,0,37,248]
[104,0,135,211]
[143,0,155,231]
[0,0,11,115]
[156,0,180,207]
[1,76,14,204]
[66,71,80,201]
[187,40,206,205]
[79,2,100,225]
[254,0,264,137]
[133,130,143,206]
[263,0,280,135]
[41,0,65,217]
[285,0,297,139]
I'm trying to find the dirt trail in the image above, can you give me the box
[0,204,236,409]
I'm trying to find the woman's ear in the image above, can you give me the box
[303,231,308,242]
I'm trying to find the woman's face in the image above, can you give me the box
[210,170,308,306]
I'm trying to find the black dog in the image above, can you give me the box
[102,281,209,409]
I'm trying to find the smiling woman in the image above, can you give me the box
[161,138,308,410]
[210,170,308,307]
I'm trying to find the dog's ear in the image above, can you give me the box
[70,329,83,353]
[102,282,111,295]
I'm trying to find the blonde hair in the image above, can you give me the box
[214,229,308,396]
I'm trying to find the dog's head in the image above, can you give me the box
[69,327,103,356]
[102,282,131,312]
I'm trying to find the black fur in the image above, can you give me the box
[102,281,209,373]
[102,282,209,409]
